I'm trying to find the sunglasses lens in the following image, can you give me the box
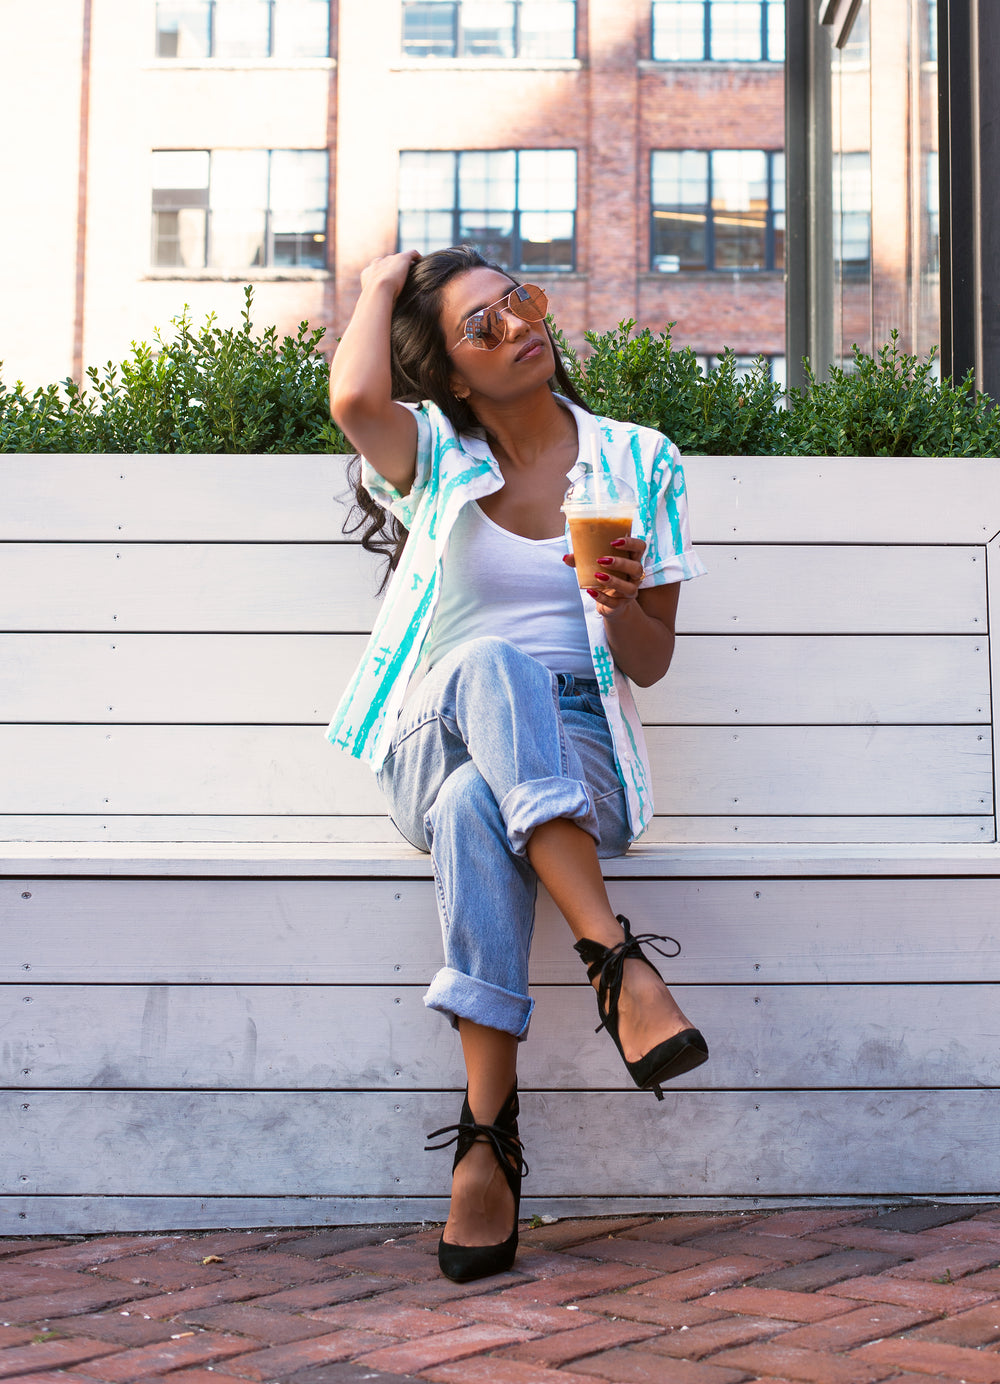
[510,284,548,321]
[467,307,506,350]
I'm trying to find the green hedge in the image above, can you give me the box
[3,289,999,456]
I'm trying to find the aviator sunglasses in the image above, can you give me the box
[450,283,549,352]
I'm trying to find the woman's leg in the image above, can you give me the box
[444,1020,519,1247]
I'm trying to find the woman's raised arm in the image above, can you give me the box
[329,251,420,495]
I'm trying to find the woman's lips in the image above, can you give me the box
[515,339,545,362]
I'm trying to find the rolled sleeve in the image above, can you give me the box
[360,403,434,531]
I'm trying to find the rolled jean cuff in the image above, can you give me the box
[423,966,534,1039]
[501,776,599,857]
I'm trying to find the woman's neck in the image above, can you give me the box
[474,388,577,471]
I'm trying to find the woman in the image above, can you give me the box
[327,245,708,1283]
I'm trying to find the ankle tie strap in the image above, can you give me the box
[424,1119,529,1177]
[575,915,681,1037]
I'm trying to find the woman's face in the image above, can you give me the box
[440,267,555,404]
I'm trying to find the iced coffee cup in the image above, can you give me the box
[561,472,636,590]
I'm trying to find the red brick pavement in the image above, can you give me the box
[0,1205,998,1382]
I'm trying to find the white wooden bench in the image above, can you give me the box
[3,455,1000,1235]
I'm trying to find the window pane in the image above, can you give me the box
[518,210,573,270]
[210,210,267,266]
[711,0,763,60]
[156,3,211,57]
[711,149,767,210]
[517,149,576,211]
[211,150,269,209]
[214,0,271,58]
[651,150,708,206]
[458,212,514,266]
[714,210,766,268]
[153,149,211,191]
[273,211,327,266]
[460,2,515,57]
[272,0,330,57]
[652,209,708,270]
[400,151,456,209]
[518,1,576,58]
[402,1,457,57]
[458,150,516,212]
[153,209,208,265]
[766,0,784,60]
[399,209,455,253]
[270,149,328,212]
[652,1,706,61]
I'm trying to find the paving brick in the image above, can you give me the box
[0,1335,119,1378]
[627,1254,783,1301]
[0,1324,38,1346]
[492,1262,657,1303]
[774,1302,935,1351]
[884,1241,1000,1281]
[855,1336,1000,1382]
[319,1246,444,1282]
[76,1331,253,1381]
[570,1237,714,1273]
[307,1300,468,1336]
[516,1216,657,1252]
[799,1227,928,1257]
[820,1271,996,1313]
[106,1274,288,1319]
[748,1209,873,1239]
[0,1240,68,1260]
[216,1249,338,1284]
[287,1365,427,1384]
[856,1203,983,1233]
[748,1250,905,1292]
[368,1274,523,1308]
[903,1300,1000,1347]
[413,1295,599,1333]
[500,1249,595,1278]
[91,1256,232,1291]
[577,1293,728,1329]
[251,1273,403,1310]
[177,1302,341,1342]
[961,1265,1000,1293]
[918,1218,1000,1245]
[40,1312,179,1347]
[640,1313,796,1359]
[354,1322,534,1372]
[617,1214,763,1244]
[0,1264,96,1296]
[424,1359,599,1384]
[17,1238,178,1270]
[208,1329,394,1379]
[572,1344,751,1382]
[0,1282,160,1322]
[709,1287,857,1324]
[279,1227,404,1259]
[148,1373,239,1384]
[0,1374,114,1384]
[684,1231,833,1265]
[499,1318,664,1366]
[711,1340,892,1383]
[163,1231,293,1262]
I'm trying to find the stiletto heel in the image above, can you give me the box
[425,1084,528,1282]
[574,915,708,1100]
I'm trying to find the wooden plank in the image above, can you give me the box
[7,457,1000,545]
[5,877,1000,984]
[643,816,995,843]
[0,815,405,844]
[690,457,1000,543]
[7,982,998,1091]
[7,1089,1000,1196]
[4,633,989,726]
[989,535,1000,845]
[0,724,988,817]
[680,544,986,634]
[1,543,985,635]
[1,457,355,541]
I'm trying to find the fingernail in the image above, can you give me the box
[596,557,613,566]
[561,554,572,564]
[586,588,600,598]
[610,538,626,548]
[593,571,609,581]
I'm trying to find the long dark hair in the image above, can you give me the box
[342,245,592,589]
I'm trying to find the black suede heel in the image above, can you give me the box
[425,1084,528,1282]
[574,915,709,1100]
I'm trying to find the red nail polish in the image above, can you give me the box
[593,571,609,581]
[596,557,613,566]
[586,588,600,598]
[610,538,626,548]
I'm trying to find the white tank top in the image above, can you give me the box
[424,501,595,678]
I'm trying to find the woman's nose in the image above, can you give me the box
[501,307,530,339]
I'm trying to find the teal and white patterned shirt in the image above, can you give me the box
[326,396,706,838]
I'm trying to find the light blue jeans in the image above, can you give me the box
[377,636,632,1038]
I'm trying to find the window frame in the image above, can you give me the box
[400,0,577,61]
[396,148,578,274]
[154,0,331,61]
[649,147,785,273]
[151,147,330,271]
[651,0,784,63]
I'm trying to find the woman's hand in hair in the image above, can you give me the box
[360,250,421,301]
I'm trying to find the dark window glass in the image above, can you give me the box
[398,149,576,272]
[151,148,328,269]
[651,149,784,272]
[401,0,575,59]
[651,0,784,62]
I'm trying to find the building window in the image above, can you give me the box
[398,150,577,271]
[155,1,330,59]
[401,1,576,59]
[652,0,784,62]
[651,149,785,272]
[697,352,786,387]
[151,149,329,269]
[833,151,871,280]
